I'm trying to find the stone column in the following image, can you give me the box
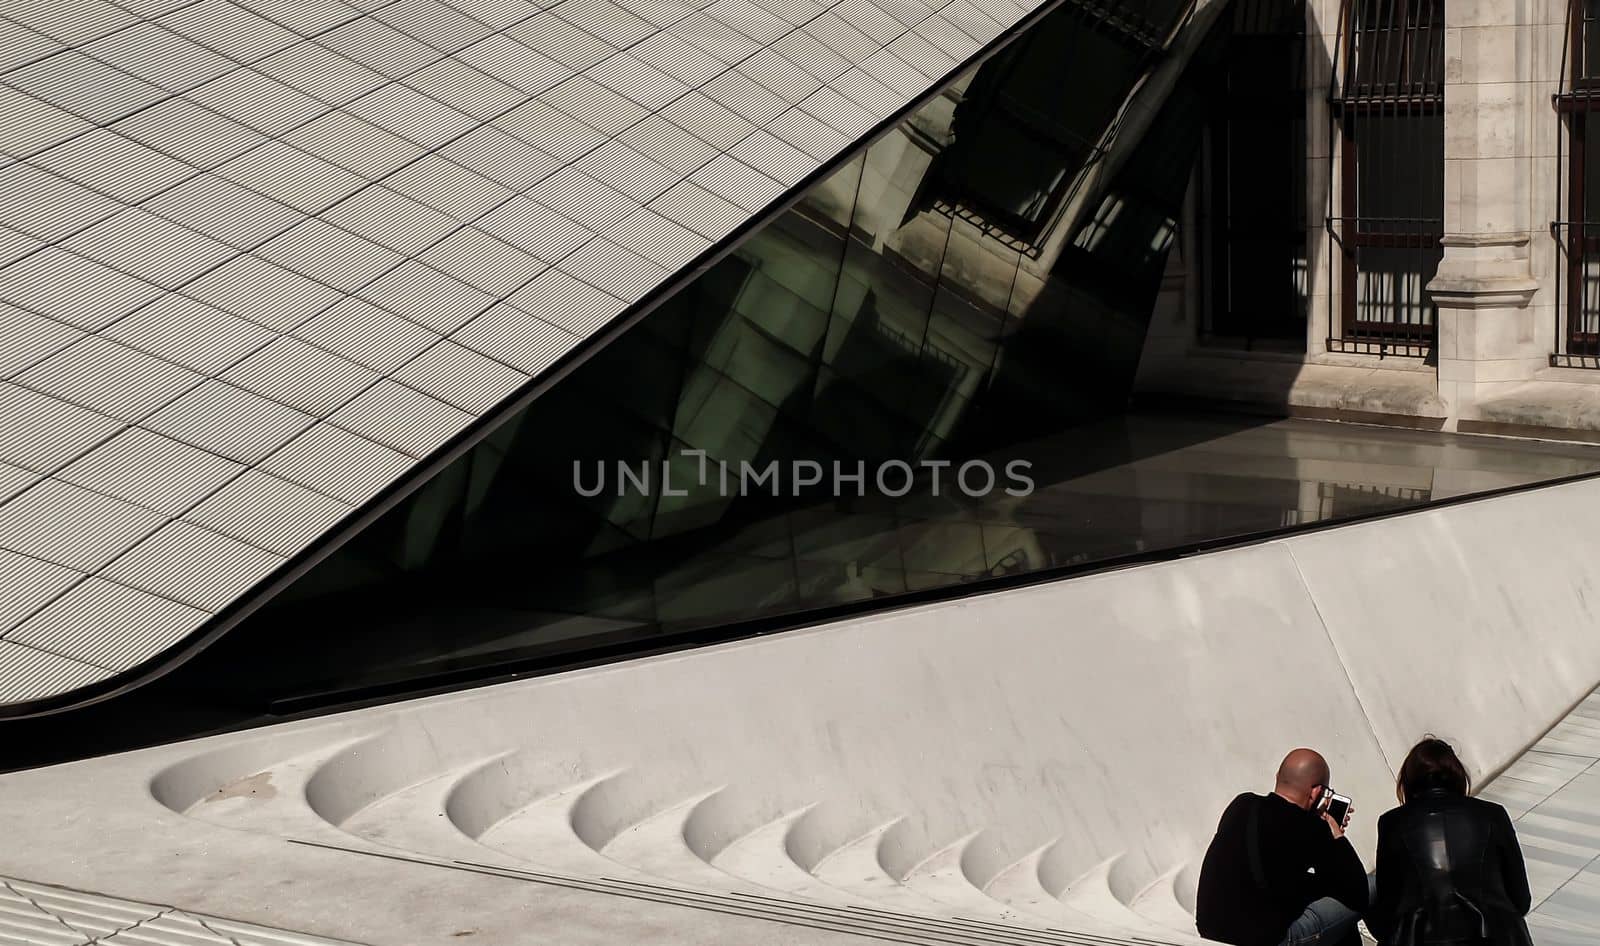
[1426,0,1542,422]
[1307,0,1341,358]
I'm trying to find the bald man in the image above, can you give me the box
[1195,749,1369,946]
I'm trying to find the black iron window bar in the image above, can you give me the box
[917,0,1196,256]
[1316,481,1431,520]
[929,197,1052,258]
[1553,0,1600,367]
[1326,0,1445,358]
[1066,0,1197,54]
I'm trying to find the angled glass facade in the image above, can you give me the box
[10,0,1600,768]
[189,0,1217,699]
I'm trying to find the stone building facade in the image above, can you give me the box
[1139,0,1600,439]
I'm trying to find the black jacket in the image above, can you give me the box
[1368,790,1532,946]
[1196,792,1370,946]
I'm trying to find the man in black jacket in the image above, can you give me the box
[1195,748,1371,946]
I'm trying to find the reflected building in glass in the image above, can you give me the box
[5,0,1600,761]
[200,0,1220,696]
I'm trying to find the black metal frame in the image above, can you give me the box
[1554,0,1600,366]
[1327,0,1445,357]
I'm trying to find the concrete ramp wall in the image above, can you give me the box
[6,478,1600,944]
[1290,480,1600,782]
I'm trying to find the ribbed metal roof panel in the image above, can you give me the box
[0,0,1059,703]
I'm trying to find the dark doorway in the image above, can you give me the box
[1200,0,1309,349]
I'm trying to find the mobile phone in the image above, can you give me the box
[1323,791,1352,825]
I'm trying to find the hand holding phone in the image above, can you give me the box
[1316,787,1354,839]
[1324,792,1352,825]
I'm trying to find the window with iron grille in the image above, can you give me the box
[1328,0,1445,357]
[1199,0,1309,349]
[1555,0,1600,366]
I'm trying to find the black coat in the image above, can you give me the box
[1368,790,1533,946]
[1195,792,1369,946]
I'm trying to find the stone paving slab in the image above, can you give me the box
[1485,688,1600,943]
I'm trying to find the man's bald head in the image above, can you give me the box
[1274,748,1330,807]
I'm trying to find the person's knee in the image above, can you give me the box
[1305,897,1362,935]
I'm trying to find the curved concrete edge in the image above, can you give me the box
[2,478,1599,944]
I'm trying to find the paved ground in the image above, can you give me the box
[1479,687,1600,946]
[0,873,363,945]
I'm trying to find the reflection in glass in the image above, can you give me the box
[190,1,1235,698]
[8,0,1600,772]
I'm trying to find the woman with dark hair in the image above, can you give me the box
[1368,738,1533,946]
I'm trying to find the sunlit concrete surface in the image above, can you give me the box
[0,875,364,946]
[3,472,1600,944]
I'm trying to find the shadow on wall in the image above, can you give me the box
[1140,0,1392,415]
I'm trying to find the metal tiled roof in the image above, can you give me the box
[0,0,1038,706]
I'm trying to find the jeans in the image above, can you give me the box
[1279,896,1364,946]
[1280,874,1378,946]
